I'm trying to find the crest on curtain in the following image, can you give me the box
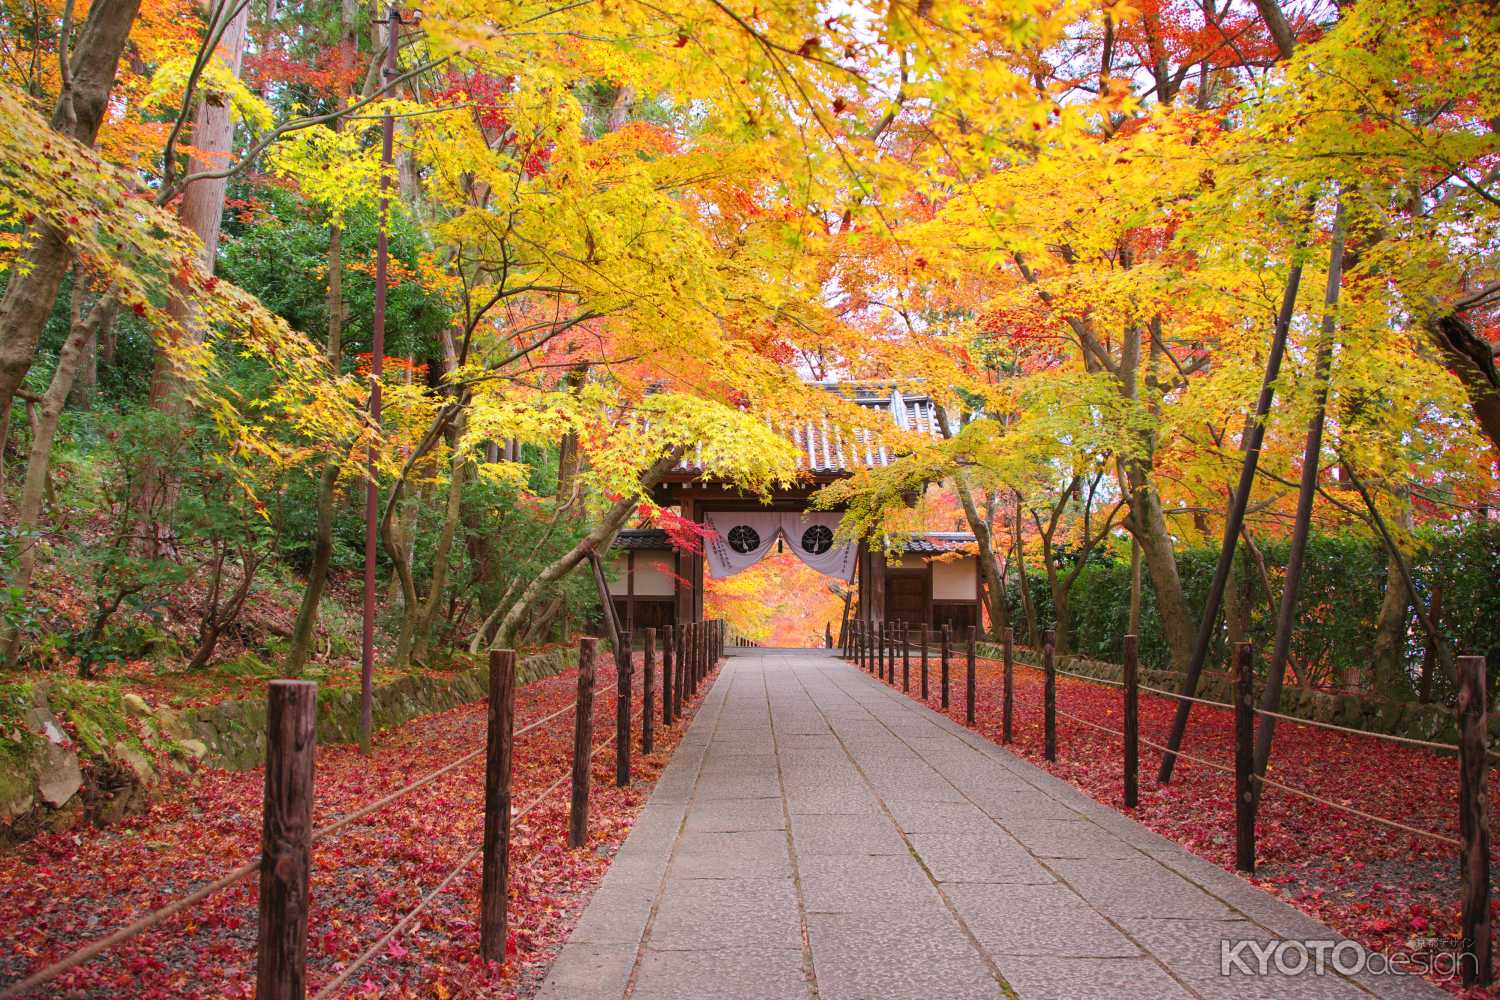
[703,511,856,581]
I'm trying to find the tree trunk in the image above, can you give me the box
[1128,536,1142,634]
[1124,482,1197,672]
[149,0,251,406]
[492,449,684,648]
[1371,547,1412,698]
[0,0,144,420]
[2,292,120,664]
[555,365,587,502]
[1012,496,1039,647]
[410,412,469,662]
[1425,312,1500,462]
[138,0,252,553]
[1224,549,1251,651]
[286,221,345,675]
[934,409,1009,639]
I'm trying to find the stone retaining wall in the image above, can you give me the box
[187,646,578,770]
[1,647,576,847]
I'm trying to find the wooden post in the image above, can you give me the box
[1001,627,1014,744]
[965,626,977,726]
[941,623,951,710]
[693,621,702,689]
[256,680,317,1000]
[1043,629,1056,762]
[1234,641,1255,874]
[857,620,865,671]
[1123,634,1139,808]
[675,623,686,717]
[569,638,596,849]
[642,628,656,755]
[661,624,674,727]
[876,620,888,683]
[481,650,517,963]
[1458,654,1492,987]
[920,624,930,700]
[901,622,911,692]
[616,630,631,788]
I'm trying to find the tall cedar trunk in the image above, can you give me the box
[934,409,1009,638]
[285,221,345,675]
[492,449,684,648]
[137,0,252,554]
[147,0,250,409]
[0,0,143,421]
[3,292,120,664]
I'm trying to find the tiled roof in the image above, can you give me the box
[611,528,978,553]
[674,382,943,477]
[894,532,977,554]
[613,529,671,550]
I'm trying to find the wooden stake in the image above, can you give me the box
[965,625,977,726]
[941,624,951,710]
[901,622,910,692]
[1234,641,1254,874]
[616,630,631,788]
[675,623,686,717]
[661,624,674,727]
[569,638,596,849]
[1459,654,1492,986]
[1001,627,1014,744]
[256,680,317,1000]
[1043,629,1056,761]
[920,624,930,700]
[1123,634,1139,808]
[481,650,516,962]
[642,628,656,755]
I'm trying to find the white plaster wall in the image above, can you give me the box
[931,556,978,601]
[632,555,676,597]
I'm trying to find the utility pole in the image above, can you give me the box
[361,5,401,755]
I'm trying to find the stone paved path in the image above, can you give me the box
[538,649,1447,1000]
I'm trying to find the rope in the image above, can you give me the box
[310,843,483,1000]
[310,717,637,1000]
[1137,683,1235,710]
[1138,736,1237,776]
[0,681,602,999]
[1055,709,1127,739]
[0,858,259,998]
[1056,667,1125,688]
[1251,708,1466,754]
[1251,774,1461,847]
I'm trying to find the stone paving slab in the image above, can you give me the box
[536,649,1449,1000]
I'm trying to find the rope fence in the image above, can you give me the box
[310,702,649,1000]
[0,621,728,1000]
[841,616,1494,987]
